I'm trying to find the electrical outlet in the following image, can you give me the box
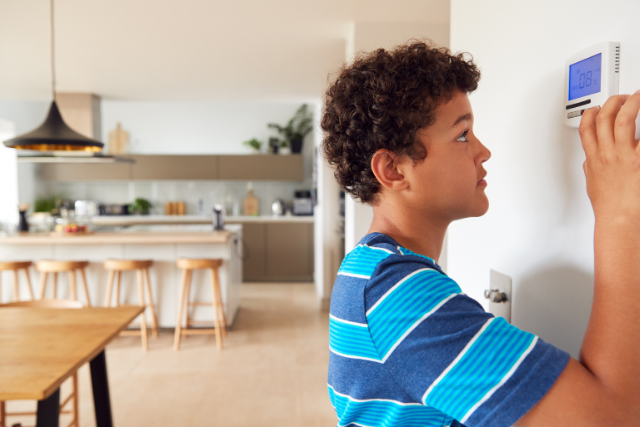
[486,270,512,323]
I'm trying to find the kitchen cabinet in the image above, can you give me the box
[242,222,267,281]
[217,155,303,181]
[38,154,303,182]
[40,162,132,181]
[129,155,219,180]
[240,222,314,282]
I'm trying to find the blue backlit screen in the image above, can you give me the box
[569,53,602,101]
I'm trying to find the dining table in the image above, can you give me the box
[0,305,144,427]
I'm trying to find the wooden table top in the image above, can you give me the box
[0,306,144,400]
[0,231,233,245]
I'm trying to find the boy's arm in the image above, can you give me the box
[518,92,640,426]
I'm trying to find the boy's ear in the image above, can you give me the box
[371,149,409,192]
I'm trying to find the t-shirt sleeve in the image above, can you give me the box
[364,255,570,427]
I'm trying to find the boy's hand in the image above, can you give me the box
[579,92,640,222]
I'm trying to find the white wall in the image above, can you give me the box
[314,102,342,305]
[343,22,450,252]
[0,101,49,209]
[0,119,17,226]
[449,0,640,358]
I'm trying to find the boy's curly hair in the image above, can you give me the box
[321,40,481,204]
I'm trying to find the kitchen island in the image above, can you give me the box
[0,224,242,327]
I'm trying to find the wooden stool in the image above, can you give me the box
[0,261,34,303]
[174,258,227,350]
[104,259,159,351]
[36,260,92,307]
[0,299,83,427]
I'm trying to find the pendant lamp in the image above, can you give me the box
[3,0,103,152]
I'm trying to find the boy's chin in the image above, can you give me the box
[466,197,490,218]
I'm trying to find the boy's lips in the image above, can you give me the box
[478,174,487,186]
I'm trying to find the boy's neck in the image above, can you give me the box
[368,202,448,263]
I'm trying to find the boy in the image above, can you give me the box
[322,41,640,426]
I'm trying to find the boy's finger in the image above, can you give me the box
[579,106,599,158]
[615,91,640,150]
[596,95,628,150]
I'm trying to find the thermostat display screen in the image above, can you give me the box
[569,53,602,100]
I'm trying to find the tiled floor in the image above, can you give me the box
[4,283,337,427]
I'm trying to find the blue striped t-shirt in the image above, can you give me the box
[327,233,569,427]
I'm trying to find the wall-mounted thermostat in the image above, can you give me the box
[565,42,619,128]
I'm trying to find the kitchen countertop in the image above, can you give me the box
[0,230,234,245]
[90,214,314,226]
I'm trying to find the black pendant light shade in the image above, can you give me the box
[3,101,103,152]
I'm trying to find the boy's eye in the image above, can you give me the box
[456,130,469,142]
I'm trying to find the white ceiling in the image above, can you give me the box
[0,0,449,102]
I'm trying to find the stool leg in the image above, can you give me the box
[184,275,192,331]
[79,268,92,307]
[69,270,77,301]
[23,268,34,300]
[1,400,5,427]
[137,269,148,351]
[105,270,115,307]
[12,269,20,302]
[174,268,191,351]
[212,267,227,337]
[39,272,48,299]
[53,272,58,299]
[143,267,159,339]
[115,271,121,307]
[209,268,223,350]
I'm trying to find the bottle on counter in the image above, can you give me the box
[213,204,225,231]
[18,203,29,233]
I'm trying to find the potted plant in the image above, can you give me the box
[129,198,153,215]
[243,138,262,153]
[267,104,313,154]
[279,139,291,155]
[268,137,281,154]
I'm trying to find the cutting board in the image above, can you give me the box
[108,122,129,154]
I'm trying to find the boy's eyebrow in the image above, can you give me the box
[451,113,472,128]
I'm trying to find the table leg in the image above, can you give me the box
[36,387,60,427]
[90,350,113,427]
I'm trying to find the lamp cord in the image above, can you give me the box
[50,0,56,101]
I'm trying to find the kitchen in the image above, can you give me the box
[0,1,346,424]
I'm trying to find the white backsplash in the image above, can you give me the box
[39,180,311,216]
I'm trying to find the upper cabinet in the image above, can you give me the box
[129,155,219,180]
[217,155,303,181]
[37,154,303,182]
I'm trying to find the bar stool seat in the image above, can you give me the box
[174,258,227,350]
[103,259,159,351]
[0,261,34,303]
[36,260,91,306]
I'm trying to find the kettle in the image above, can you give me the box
[271,199,285,216]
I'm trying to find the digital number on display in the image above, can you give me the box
[568,53,602,100]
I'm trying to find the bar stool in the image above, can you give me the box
[174,258,227,350]
[36,260,92,306]
[0,261,34,303]
[104,259,159,351]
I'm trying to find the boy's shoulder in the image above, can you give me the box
[338,232,445,281]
